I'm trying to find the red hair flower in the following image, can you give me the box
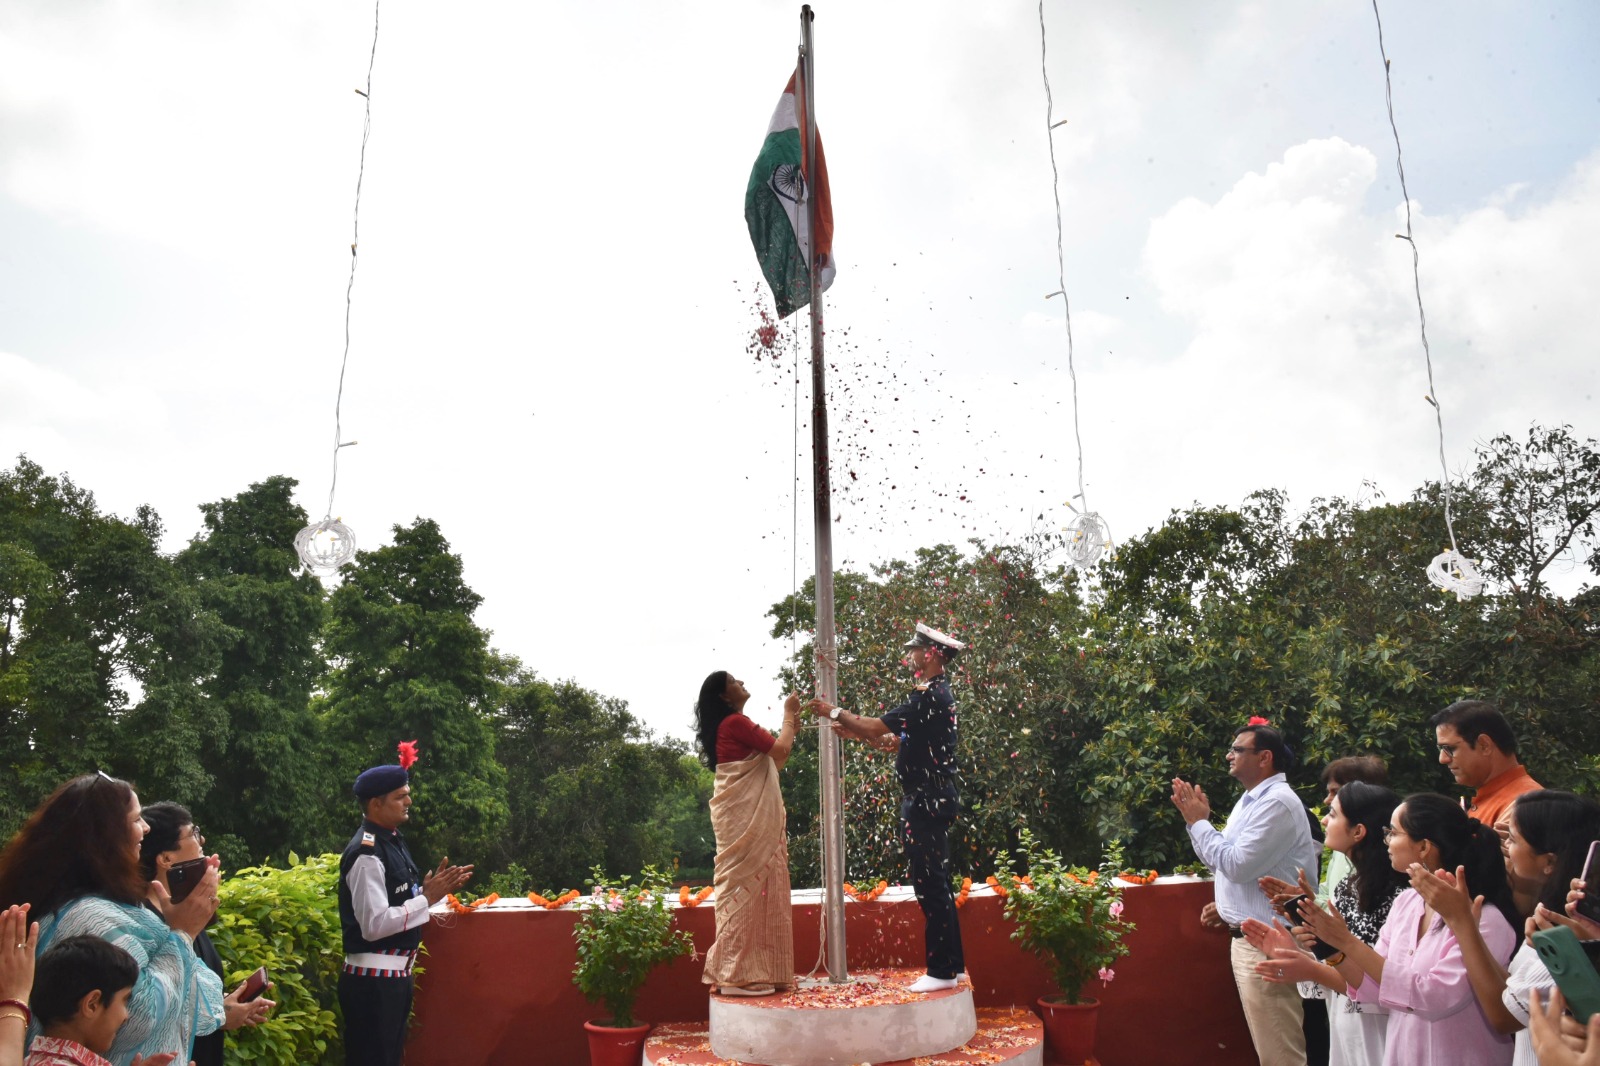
[1247,716,1270,727]
[397,740,420,770]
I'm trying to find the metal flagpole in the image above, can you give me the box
[797,3,848,984]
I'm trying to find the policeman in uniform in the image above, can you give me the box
[810,622,967,993]
[339,751,473,1066]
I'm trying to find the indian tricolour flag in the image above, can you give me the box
[745,71,834,319]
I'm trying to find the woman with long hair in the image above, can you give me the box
[1284,792,1519,1066]
[0,775,224,1065]
[1249,781,1410,1066]
[695,671,799,997]
[1412,790,1600,1066]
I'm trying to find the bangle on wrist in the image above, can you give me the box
[1324,951,1346,967]
[0,998,30,1026]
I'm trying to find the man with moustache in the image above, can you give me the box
[1172,719,1321,1066]
[339,744,473,1066]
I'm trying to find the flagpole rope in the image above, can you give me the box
[321,0,380,518]
[1370,0,1481,599]
[294,0,379,574]
[1037,1,1111,571]
[325,0,380,522]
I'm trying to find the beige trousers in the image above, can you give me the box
[1230,936,1308,1066]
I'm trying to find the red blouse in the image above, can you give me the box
[716,713,776,765]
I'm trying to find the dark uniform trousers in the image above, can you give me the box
[339,970,413,1066]
[902,795,965,979]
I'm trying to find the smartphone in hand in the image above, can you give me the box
[167,857,210,904]
[1576,840,1600,926]
[1533,926,1600,1024]
[239,967,269,1003]
[1283,893,1340,961]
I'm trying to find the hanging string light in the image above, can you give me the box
[1370,0,1482,602]
[1038,1,1112,572]
[296,0,381,574]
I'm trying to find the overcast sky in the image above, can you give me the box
[3,1,1596,744]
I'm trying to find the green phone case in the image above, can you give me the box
[1533,925,1600,1025]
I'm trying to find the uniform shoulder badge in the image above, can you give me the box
[914,682,931,692]
[361,831,376,847]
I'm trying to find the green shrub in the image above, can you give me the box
[210,853,345,1065]
[572,865,694,1028]
[994,831,1134,1004]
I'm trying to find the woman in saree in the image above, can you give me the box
[695,672,799,997]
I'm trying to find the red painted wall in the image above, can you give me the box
[407,880,1255,1066]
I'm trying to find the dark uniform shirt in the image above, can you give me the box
[881,674,959,807]
[338,820,426,955]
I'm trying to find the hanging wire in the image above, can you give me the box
[1371,0,1482,600]
[1038,0,1111,571]
[296,0,381,573]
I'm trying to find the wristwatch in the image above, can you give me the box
[829,707,843,720]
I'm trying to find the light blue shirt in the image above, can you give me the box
[1188,772,1321,926]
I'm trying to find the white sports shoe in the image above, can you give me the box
[907,974,958,993]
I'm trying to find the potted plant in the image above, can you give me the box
[572,865,696,1066]
[994,830,1135,1066]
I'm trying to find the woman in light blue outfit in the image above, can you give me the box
[0,774,224,1066]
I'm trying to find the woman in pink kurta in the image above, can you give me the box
[1347,884,1516,1065]
[1296,793,1520,1066]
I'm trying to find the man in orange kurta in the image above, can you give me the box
[1430,699,1543,832]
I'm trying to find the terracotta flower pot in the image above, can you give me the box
[1036,995,1099,1065]
[583,1018,652,1066]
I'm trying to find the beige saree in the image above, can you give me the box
[701,751,794,988]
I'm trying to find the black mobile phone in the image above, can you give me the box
[1283,894,1340,961]
[1576,840,1600,926]
[167,857,210,904]
[239,967,269,1003]
[1533,926,1600,1024]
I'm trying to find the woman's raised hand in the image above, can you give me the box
[1297,896,1357,951]
[1240,917,1297,959]
[1410,863,1480,928]
[1254,945,1321,986]
[0,903,37,1004]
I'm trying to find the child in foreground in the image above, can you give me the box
[27,936,183,1066]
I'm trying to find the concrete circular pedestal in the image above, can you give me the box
[646,1004,1042,1066]
[705,970,978,1066]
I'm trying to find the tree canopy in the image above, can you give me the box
[2,422,1594,888]
[772,424,1599,877]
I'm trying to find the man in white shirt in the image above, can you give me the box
[1172,721,1321,1066]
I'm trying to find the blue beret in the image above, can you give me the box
[353,764,409,800]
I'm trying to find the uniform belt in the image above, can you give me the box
[343,950,417,974]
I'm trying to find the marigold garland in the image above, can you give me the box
[984,874,1032,899]
[1119,869,1160,885]
[527,889,580,909]
[953,876,973,908]
[677,885,714,907]
[444,892,500,913]
[842,879,889,902]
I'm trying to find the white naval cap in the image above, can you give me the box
[903,621,966,658]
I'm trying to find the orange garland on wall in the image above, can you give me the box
[842,880,890,902]
[527,889,581,909]
[444,892,501,913]
[677,885,715,907]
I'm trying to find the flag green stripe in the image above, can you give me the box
[745,128,810,318]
